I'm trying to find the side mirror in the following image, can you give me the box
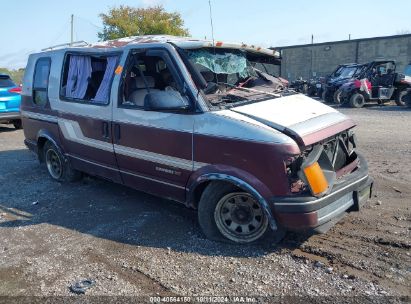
[144,90,190,111]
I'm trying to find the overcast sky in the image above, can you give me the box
[1,0,410,69]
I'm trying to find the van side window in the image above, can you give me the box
[61,54,119,105]
[33,58,51,106]
[120,53,183,108]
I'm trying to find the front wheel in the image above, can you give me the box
[198,182,278,244]
[333,89,342,104]
[321,89,327,101]
[349,93,366,108]
[395,90,408,106]
[43,141,81,182]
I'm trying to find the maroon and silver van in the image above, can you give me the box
[21,36,373,243]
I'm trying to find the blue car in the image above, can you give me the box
[0,74,22,129]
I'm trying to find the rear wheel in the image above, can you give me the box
[349,93,365,108]
[198,182,283,244]
[43,141,81,182]
[12,120,22,129]
[395,90,408,106]
[405,91,411,107]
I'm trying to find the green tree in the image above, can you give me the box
[0,68,25,85]
[98,5,189,41]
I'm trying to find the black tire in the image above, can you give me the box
[333,89,342,104]
[405,91,411,108]
[302,84,308,95]
[307,86,316,97]
[322,89,333,103]
[349,93,365,108]
[321,90,326,101]
[43,141,81,182]
[395,90,408,106]
[12,120,22,129]
[198,182,284,244]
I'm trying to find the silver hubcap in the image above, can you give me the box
[214,192,268,243]
[46,149,62,179]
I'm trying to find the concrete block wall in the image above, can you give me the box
[276,34,411,81]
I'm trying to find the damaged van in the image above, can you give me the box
[21,36,373,243]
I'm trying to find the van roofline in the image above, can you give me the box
[38,35,280,58]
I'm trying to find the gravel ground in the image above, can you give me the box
[0,103,410,303]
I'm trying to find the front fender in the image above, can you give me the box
[187,165,278,230]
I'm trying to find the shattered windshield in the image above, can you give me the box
[188,49,255,80]
[185,48,288,109]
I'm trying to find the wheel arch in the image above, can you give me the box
[36,129,63,162]
[187,171,278,230]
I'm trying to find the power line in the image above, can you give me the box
[48,20,70,46]
[74,15,104,31]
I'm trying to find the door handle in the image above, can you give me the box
[114,123,121,143]
[102,122,110,139]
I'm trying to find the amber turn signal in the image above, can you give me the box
[303,162,328,195]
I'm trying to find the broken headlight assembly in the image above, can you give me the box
[285,130,358,197]
[285,155,309,195]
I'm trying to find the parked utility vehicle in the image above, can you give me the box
[21,36,372,243]
[340,60,411,107]
[321,63,365,104]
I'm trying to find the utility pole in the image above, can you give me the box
[310,34,313,78]
[349,34,351,40]
[70,14,74,46]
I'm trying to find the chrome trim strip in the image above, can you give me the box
[113,144,194,171]
[274,175,369,207]
[120,169,186,190]
[58,119,114,152]
[23,112,209,171]
[57,110,287,145]
[67,154,186,190]
[20,110,58,123]
[58,118,208,171]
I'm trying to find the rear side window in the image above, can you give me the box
[0,76,16,88]
[61,53,120,105]
[33,58,51,106]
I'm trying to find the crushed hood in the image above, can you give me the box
[231,94,355,147]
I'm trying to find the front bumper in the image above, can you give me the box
[271,153,373,232]
[0,111,20,122]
